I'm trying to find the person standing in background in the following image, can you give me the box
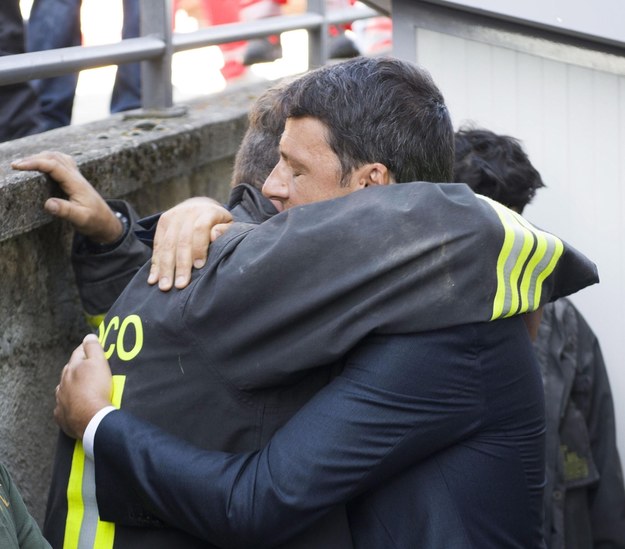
[0,0,44,142]
[26,0,141,130]
[453,126,625,549]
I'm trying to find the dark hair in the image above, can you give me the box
[286,56,454,185]
[231,77,296,189]
[453,127,545,213]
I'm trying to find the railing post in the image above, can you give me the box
[307,0,328,69]
[139,0,173,110]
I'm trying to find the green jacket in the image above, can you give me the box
[0,463,50,549]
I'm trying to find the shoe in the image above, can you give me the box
[243,37,283,66]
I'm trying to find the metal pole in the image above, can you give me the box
[0,38,164,86]
[140,0,173,110]
[307,0,328,69]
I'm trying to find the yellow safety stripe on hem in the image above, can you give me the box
[63,375,126,549]
[64,443,86,549]
[93,521,116,548]
[93,375,126,547]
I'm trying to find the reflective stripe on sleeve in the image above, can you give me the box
[478,196,564,320]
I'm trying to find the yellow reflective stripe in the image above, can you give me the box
[85,313,106,331]
[533,236,563,306]
[518,232,547,313]
[492,210,516,320]
[478,195,564,320]
[63,443,86,549]
[487,198,533,320]
[93,517,116,547]
[111,375,126,408]
[101,317,120,360]
[479,195,564,319]
[93,375,126,548]
[504,218,535,317]
[513,212,564,313]
[63,375,126,549]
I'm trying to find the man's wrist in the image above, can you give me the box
[77,211,129,256]
[83,406,116,460]
[89,211,129,249]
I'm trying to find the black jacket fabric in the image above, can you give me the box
[72,199,151,328]
[71,185,277,328]
[45,183,599,548]
[94,316,546,548]
[534,298,625,549]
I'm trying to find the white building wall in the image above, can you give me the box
[414,28,625,468]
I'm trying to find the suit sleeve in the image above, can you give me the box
[93,323,533,547]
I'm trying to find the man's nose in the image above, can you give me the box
[262,162,289,199]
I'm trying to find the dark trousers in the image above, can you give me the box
[0,0,44,142]
[27,0,141,130]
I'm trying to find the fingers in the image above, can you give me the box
[148,217,165,286]
[44,197,122,243]
[12,151,81,193]
[82,333,105,359]
[149,197,233,291]
[173,213,220,288]
[68,341,88,366]
[44,196,79,222]
[63,335,107,382]
[14,151,123,242]
[12,150,77,172]
[147,262,160,287]
[173,217,197,289]
[148,212,176,291]
[210,222,232,242]
[54,334,113,439]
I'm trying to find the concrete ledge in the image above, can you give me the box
[0,81,273,242]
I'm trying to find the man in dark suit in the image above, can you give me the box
[51,56,597,547]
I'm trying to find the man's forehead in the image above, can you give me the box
[282,116,329,149]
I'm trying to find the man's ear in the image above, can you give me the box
[362,163,392,187]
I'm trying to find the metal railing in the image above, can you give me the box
[0,0,381,111]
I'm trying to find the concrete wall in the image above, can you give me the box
[0,81,271,525]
